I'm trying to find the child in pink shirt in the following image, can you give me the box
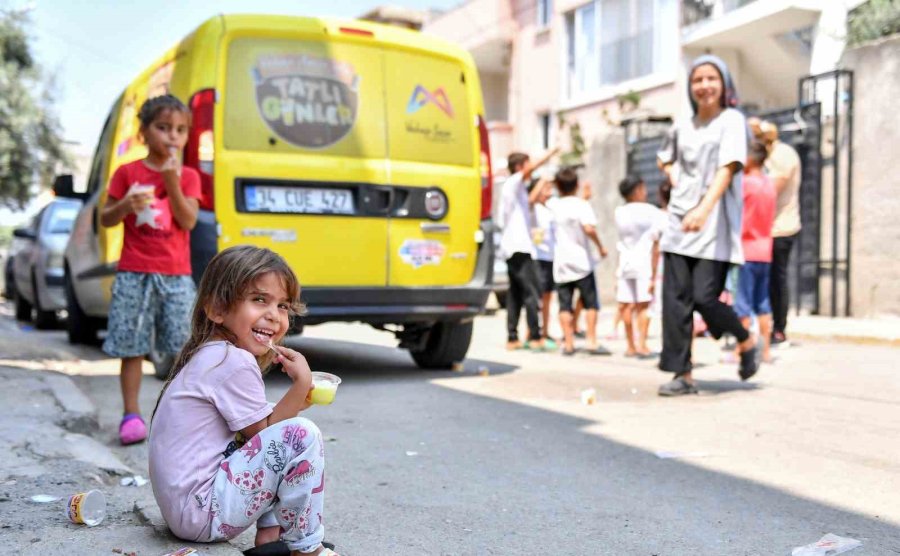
[149,246,338,556]
[735,142,777,362]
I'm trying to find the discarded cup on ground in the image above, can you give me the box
[478,365,490,376]
[309,372,341,405]
[580,388,597,405]
[66,489,106,527]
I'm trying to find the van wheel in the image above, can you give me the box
[410,321,473,369]
[14,289,32,322]
[33,274,58,330]
[65,271,100,345]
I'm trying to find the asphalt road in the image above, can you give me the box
[2,303,898,554]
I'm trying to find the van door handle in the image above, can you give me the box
[363,186,394,215]
[420,223,450,233]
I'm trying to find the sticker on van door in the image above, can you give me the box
[399,240,446,269]
[252,54,359,149]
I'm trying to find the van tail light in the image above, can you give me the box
[477,115,492,221]
[184,89,216,211]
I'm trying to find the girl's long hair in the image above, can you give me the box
[151,245,305,424]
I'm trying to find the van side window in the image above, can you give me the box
[85,98,122,195]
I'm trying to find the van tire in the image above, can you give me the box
[410,321,473,369]
[65,271,100,345]
[14,289,32,322]
[33,274,58,330]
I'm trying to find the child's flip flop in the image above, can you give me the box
[243,541,336,556]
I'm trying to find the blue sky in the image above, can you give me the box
[13,0,461,150]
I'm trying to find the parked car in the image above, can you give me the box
[3,251,16,300]
[11,198,82,328]
[57,14,494,376]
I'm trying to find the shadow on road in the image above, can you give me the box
[281,335,519,383]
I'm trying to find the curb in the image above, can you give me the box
[790,332,900,347]
[43,372,99,433]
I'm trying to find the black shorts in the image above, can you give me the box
[557,272,599,313]
[536,260,555,294]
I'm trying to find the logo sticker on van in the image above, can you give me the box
[252,54,359,149]
[406,85,454,118]
[399,240,446,269]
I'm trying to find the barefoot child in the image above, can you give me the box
[149,245,337,556]
[100,95,201,445]
[614,175,662,358]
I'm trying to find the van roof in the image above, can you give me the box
[202,14,475,65]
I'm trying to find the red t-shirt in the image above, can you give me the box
[107,160,202,275]
[741,171,776,263]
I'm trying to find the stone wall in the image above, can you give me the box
[841,34,900,317]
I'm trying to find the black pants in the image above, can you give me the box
[506,253,541,342]
[660,252,750,374]
[770,234,796,336]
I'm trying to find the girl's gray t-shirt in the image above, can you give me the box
[657,107,747,263]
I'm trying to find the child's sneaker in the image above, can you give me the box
[119,413,147,445]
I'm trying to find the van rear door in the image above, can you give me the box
[221,34,389,286]
[383,49,480,287]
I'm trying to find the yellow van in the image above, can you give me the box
[57,14,494,371]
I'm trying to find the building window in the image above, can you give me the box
[565,0,676,98]
[537,0,553,28]
[538,113,551,149]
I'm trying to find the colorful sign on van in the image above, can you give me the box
[252,53,360,149]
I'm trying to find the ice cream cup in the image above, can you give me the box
[309,372,341,405]
[66,489,106,527]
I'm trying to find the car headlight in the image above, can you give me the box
[47,252,65,270]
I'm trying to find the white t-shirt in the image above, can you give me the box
[657,108,747,264]
[497,172,536,259]
[548,196,597,284]
[615,202,663,280]
[533,202,555,262]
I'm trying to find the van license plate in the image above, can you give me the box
[244,186,354,215]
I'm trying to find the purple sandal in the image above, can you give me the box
[119,413,147,445]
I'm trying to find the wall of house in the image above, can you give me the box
[841,34,900,317]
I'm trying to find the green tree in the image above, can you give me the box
[0,9,69,208]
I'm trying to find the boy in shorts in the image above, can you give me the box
[735,141,777,363]
[547,168,608,356]
[530,176,558,350]
[614,175,662,358]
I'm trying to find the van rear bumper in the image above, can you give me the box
[300,286,491,325]
[300,220,494,326]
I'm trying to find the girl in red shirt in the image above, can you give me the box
[100,95,202,445]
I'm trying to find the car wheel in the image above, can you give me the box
[14,288,33,322]
[33,274,58,330]
[65,271,100,345]
[494,290,507,309]
[410,320,473,369]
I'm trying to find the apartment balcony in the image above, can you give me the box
[423,0,515,74]
[682,0,821,46]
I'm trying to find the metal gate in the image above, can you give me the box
[622,115,673,205]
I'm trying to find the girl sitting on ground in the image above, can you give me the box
[149,245,337,556]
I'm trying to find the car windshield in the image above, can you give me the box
[46,206,79,234]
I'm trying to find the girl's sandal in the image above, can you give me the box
[243,542,336,556]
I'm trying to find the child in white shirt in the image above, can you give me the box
[614,175,662,358]
[547,168,608,355]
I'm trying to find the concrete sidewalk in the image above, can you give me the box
[0,365,244,556]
